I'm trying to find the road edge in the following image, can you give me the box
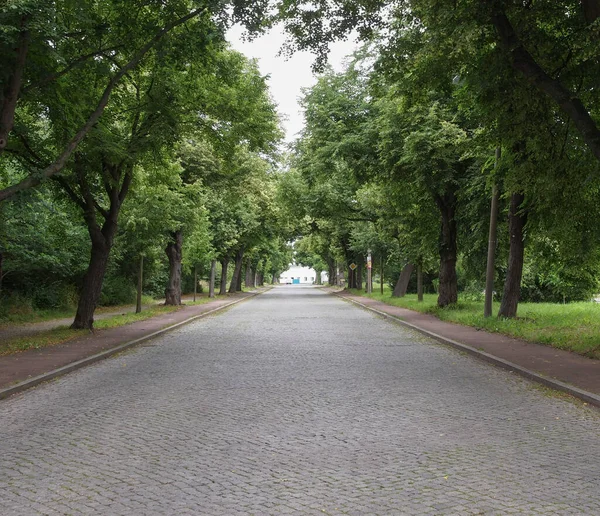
[335,292,600,409]
[0,289,269,401]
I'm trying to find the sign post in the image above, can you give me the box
[366,250,372,294]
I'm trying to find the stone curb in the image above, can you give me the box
[335,293,600,409]
[0,290,269,401]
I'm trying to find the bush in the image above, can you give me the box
[99,275,137,306]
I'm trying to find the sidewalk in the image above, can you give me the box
[0,291,264,398]
[331,289,600,407]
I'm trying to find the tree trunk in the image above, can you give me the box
[327,259,336,286]
[0,250,3,295]
[219,258,229,295]
[209,259,216,298]
[164,230,183,305]
[0,17,29,155]
[583,0,600,23]
[436,191,458,307]
[71,230,114,329]
[245,259,253,288]
[417,263,424,302]
[484,148,501,317]
[392,263,414,297]
[229,247,245,293]
[272,273,276,284]
[498,192,528,318]
[136,255,144,313]
[193,265,197,302]
[315,270,322,285]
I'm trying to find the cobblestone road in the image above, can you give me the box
[1,286,600,515]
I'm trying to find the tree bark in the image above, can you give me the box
[0,17,29,155]
[229,247,245,293]
[392,263,414,297]
[245,259,254,288]
[327,258,336,286]
[193,265,197,302]
[0,250,3,294]
[164,230,183,305]
[219,258,229,295]
[583,0,600,23]
[136,254,144,313]
[70,157,131,330]
[435,190,458,307]
[488,7,600,163]
[498,192,528,318]
[209,259,216,298]
[71,225,116,329]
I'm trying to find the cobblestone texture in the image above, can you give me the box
[1,286,599,515]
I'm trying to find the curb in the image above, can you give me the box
[335,293,600,409]
[0,290,268,401]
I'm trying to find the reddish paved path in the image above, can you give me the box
[0,293,256,390]
[334,290,600,397]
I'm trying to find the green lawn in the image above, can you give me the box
[0,305,183,356]
[348,286,600,359]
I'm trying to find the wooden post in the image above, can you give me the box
[136,254,144,314]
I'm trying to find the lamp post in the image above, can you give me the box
[367,249,372,294]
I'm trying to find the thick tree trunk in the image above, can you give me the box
[209,259,216,298]
[164,230,183,305]
[136,255,144,313]
[583,0,600,23]
[417,263,424,302]
[245,260,254,288]
[498,192,528,318]
[327,259,336,286]
[71,230,114,329]
[272,273,276,284]
[229,247,245,294]
[435,191,458,307]
[392,263,414,297]
[315,270,322,285]
[0,17,29,155]
[485,149,501,317]
[219,258,229,295]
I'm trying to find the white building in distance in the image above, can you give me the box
[279,265,327,285]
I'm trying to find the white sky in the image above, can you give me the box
[226,24,358,144]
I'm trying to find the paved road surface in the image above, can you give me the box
[1,286,599,515]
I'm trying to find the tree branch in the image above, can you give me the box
[0,6,207,202]
[489,7,600,162]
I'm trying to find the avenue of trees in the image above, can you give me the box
[0,1,293,329]
[2,0,600,327]
[283,0,600,317]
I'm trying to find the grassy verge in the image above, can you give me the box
[0,295,157,327]
[0,304,182,356]
[348,286,600,359]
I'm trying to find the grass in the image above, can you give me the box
[348,285,600,360]
[0,304,183,356]
[0,295,157,327]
